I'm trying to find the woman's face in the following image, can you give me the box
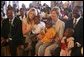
[28,11,35,20]
[50,11,58,21]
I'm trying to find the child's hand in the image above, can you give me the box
[76,42,81,47]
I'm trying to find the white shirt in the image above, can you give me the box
[32,21,45,34]
[73,16,81,25]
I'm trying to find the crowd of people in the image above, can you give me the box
[1,2,83,56]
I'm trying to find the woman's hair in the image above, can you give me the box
[51,6,61,17]
[26,8,37,23]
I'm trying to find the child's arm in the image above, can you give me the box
[67,37,74,50]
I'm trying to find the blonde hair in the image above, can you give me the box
[26,8,37,23]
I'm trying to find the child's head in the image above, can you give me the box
[64,28,74,37]
[34,14,40,24]
[45,19,53,28]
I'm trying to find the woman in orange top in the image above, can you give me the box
[35,20,56,56]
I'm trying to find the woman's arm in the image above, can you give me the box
[22,20,32,36]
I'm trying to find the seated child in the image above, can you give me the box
[60,28,74,56]
[32,15,45,35]
[30,15,46,44]
[35,20,56,56]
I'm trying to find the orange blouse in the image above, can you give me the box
[41,27,56,43]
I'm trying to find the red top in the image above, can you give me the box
[61,39,68,50]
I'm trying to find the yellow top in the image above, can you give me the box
[41,27,56,43]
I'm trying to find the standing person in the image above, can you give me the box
[44,7,65,56]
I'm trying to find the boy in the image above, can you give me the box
[35,19,56,56]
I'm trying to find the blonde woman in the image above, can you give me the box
[22,8,37,56]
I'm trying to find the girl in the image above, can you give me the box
[60,28,74,56]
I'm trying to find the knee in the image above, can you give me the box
[45,47,51,52]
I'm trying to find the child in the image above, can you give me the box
[60,28,74,56]
[35,19,56,56]
[32,15,45,35]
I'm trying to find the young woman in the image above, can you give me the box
[22,8,37,56]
